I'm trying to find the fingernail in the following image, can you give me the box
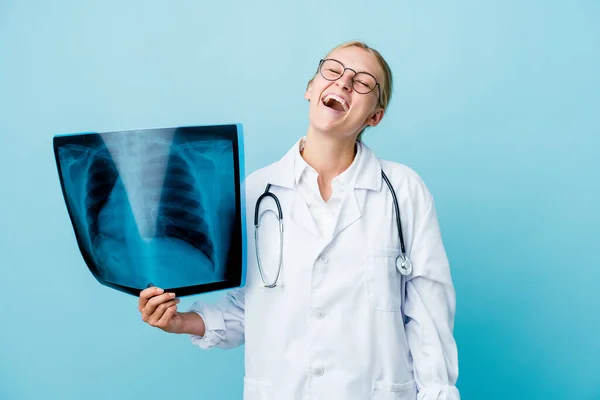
[170,293,175,297]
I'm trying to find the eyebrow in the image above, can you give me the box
[327,58,379,79]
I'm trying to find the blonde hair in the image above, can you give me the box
[306,41,393,140]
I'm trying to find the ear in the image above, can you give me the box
[365,108,385,127]
[304,81,313,101]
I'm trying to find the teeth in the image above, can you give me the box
[323,94,349,112]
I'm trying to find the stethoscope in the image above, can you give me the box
[254,170,412,288]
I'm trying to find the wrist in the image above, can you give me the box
[179,311,206,336]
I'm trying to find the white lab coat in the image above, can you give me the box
[189,139,460,400]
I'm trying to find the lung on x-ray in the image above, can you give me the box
[53,124,246,297]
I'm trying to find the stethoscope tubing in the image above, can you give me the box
[254,170,411,287]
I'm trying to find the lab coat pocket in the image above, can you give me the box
[372,379,417,399]
[366,248,402,312]
[243,377,273,400]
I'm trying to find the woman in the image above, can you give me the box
[138,41,460,400]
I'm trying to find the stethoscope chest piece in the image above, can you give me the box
[396,255,413,276]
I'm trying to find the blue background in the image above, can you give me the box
[1,1,599,399]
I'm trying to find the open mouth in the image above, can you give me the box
[321,93,349,112]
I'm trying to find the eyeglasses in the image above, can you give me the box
[318,58,382,107]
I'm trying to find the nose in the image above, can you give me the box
[335,69,354,93]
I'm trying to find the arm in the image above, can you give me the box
[138,267,246,351]
[404,198,460,399]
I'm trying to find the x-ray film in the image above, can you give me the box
[53,124,246,297]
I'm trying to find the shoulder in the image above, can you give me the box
[358,141,432,199]
[378,158,434,206]
[244,159,282,185]
[242,159,282,199]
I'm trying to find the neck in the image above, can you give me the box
[301,129,357,185]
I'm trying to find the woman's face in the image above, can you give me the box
[304,46,385,139]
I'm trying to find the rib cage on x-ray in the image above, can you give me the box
[84,143,216,264]
[156,147,215,265]
[84,147,119,252]
[58,134,235,290]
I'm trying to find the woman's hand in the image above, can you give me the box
[138,286,206,336]
[138,286,183,333]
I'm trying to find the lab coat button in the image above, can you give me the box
[318,255,328,263]
[313,368,324,377]
[314,309,326,319]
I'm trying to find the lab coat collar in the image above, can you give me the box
[267,137,384,240]
[269,138,383,192]
[352,140,382,191]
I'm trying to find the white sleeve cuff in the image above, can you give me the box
[417,385,460,400]
[187,302,227,350]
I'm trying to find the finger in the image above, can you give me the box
[147,299,180,326]
[139,287,167,313]
[138,287,164,312]
[140,286,164,300]
[142,293,175,320]
[155,304,178,330]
